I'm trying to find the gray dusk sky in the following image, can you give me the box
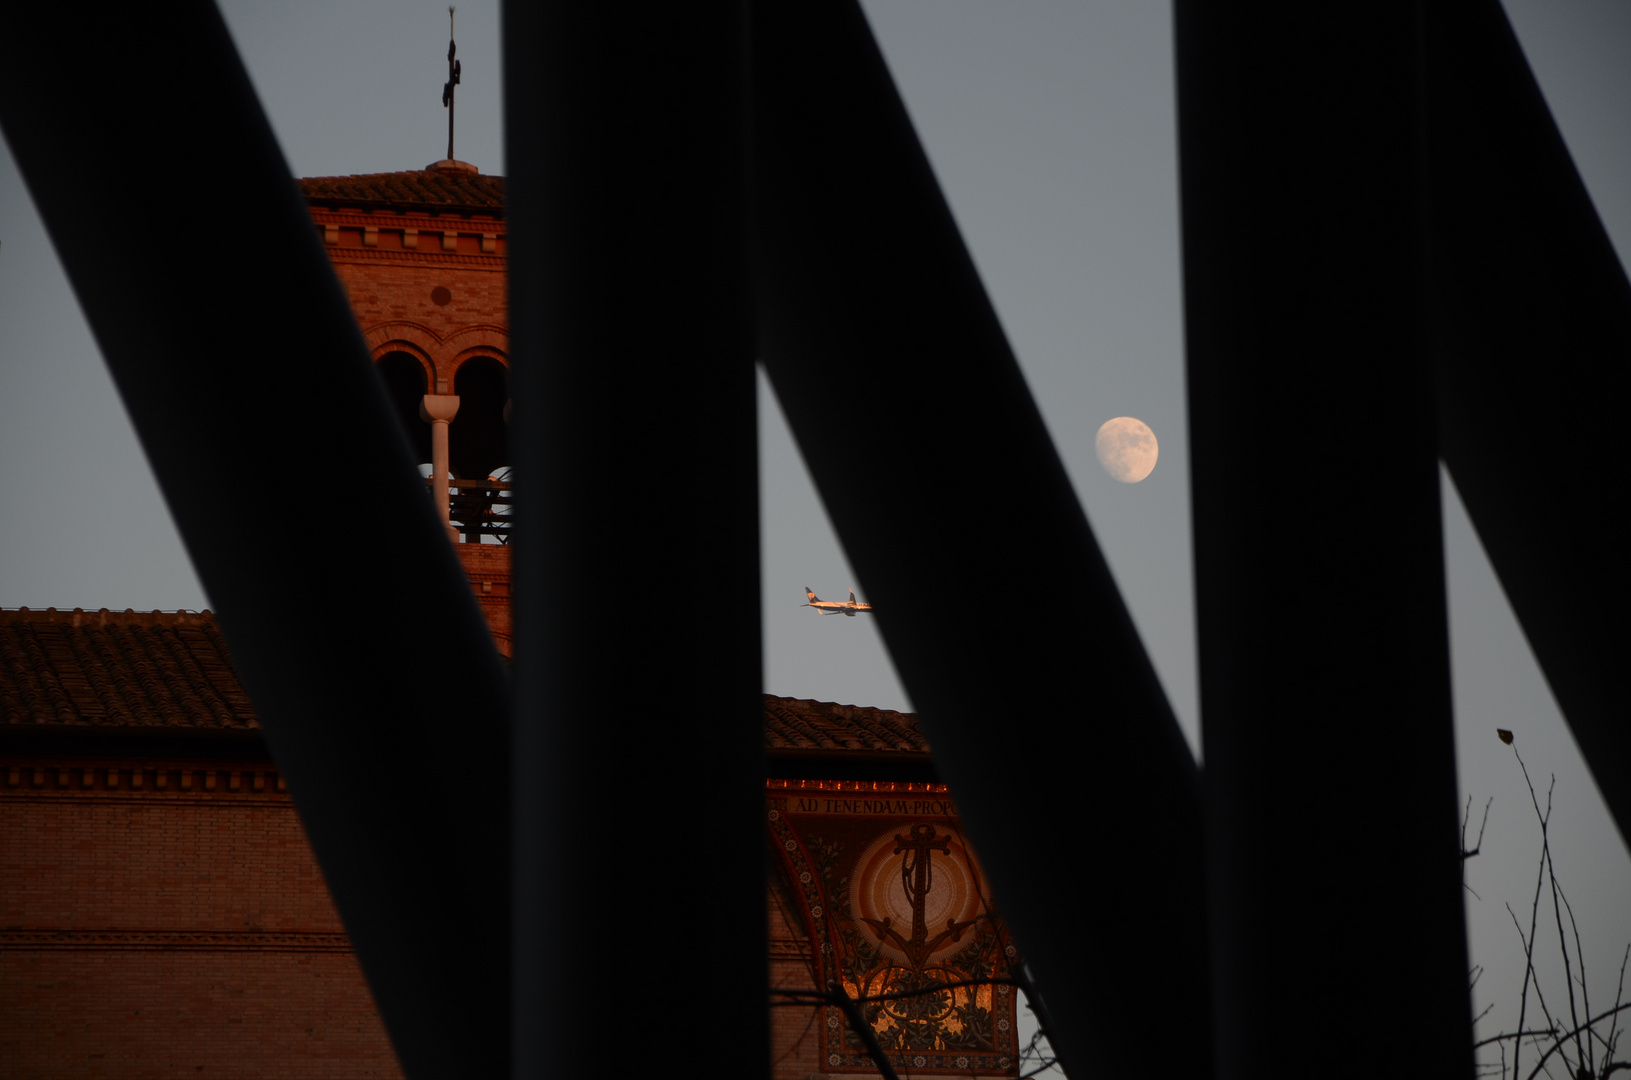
[2,2,1629,1068]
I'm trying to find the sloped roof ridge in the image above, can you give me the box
[761,693,930,754]
[830,701,921,752]
[762,696,839,749]
[299,169,505,213]
[0,608,256,730]
[0,606,216,622]
[1,611,927,752]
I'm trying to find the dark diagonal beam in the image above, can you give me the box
[750,4,1209,1077]
[1,6,511,1077]
[503,4,766,1077]
[1425,0,1631,849]
[1175,3,1472,1077]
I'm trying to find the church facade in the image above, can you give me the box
[0,164,1019,1079]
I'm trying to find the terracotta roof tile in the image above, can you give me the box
[0,608,928,754]
[299,170,505,214]
[0,609,256,730]
[762,695,930,754]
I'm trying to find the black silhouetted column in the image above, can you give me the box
[1425,0,1631,849]
[1176,3,1472,1077]
[505,4,766,1077]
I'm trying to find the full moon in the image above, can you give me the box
[1095,417,1159,483]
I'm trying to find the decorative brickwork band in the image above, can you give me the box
[3,763,286,797]
[0,930,353,952]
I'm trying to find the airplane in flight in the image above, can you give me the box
[803,587,873,616]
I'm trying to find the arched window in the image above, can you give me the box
[374,351,432,467]
[450,356,509,481]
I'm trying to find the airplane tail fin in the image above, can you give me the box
[804,586,819,605]
[848,589,858,603]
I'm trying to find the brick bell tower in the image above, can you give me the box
[299,159,513,656]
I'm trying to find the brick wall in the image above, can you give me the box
[768,874,824,1080]
[2,952,397,1080]
[310,201,508,395]
[0,761,402,1080]
[453,544,512,657]
[331,258,507,343]
[2,761,834,1079]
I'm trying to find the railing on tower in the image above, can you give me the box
[428,476,512,543]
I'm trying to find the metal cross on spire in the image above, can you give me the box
[441,7,461,162]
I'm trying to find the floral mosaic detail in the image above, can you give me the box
[766,798,835,989]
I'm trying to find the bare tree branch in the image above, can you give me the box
[1552,871,1592,1074]
[1477,739,1631,1080]
[827,980,900,1080]
[1523,1004,1631,1080]
[1017,1023,1060,1080]
[1511,900,1570,1078]
[1597,943,1630,1064]
[1020,1056,1062,1079]
[1536,803,1589,1074]
[1478,1028,1564,1049]
[1511,745,1568,1080]
[1465,794,1493,858]
[771,975,1032,1078]
[771,975,1019,1007]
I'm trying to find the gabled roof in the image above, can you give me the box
[299,170,505,215]
[0,609,930,757]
